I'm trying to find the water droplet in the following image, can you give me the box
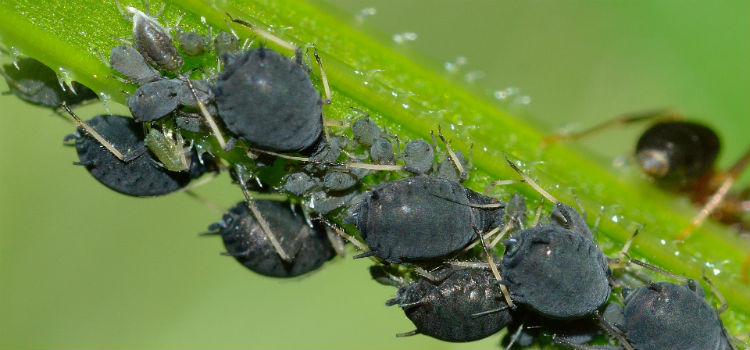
[401,104,409,109]
[712,268,720,276]
[464,71,484,83]
[674,251,680,256]
[660,239,666,245]
[355,7,377,22]
[99,92,112,114]
[611,215,619,223]
[393,32,418,43]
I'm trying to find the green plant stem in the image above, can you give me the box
[0,0,747,336]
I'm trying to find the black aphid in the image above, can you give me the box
[2,57,97,108]
[352,117,382,147]
[209,200,335,277]
[370,137,395,165]
[402,139,434,175]
[501,201,611,320]
[386,266,513,342]
[176,31,211,56]
[127,78,213,122]
[66,114,211,196]
[348,175,504,263]
[501,156,611,320]
[603,280,733,350]
[116,2,184,73]
[214,47,323,153]
[109,45,161,85]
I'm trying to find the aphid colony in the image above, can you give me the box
[3,2,745,349]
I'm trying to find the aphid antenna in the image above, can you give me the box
[540,108,681,148]
[624,253,688,283]
[483,179,524,195]
[226,13,295,52]
[182,189,224,214]
[504,153,559,203]
[701,272,728,314]
[678,148,750,240]
[426,192,505,209]
[488,222,515,249]
[234,164,292,262]
[61,103,142,162]
[317,216,370,253]
[437,125,468,181]
[311,45,332,104]
[183,77,227,150]
[474,226,514,308]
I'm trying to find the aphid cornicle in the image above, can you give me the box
[214,47,323,153]
[208,200,335,278]
[347,175,504,263]
[1,57,97,108]
[386,266,514,342]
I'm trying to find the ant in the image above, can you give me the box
[542,109,749,240]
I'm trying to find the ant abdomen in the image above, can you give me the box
[635,121,720,189]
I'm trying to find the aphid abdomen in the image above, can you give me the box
[131,10,183,73]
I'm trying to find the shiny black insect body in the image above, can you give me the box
[66,114,211,197]
[501,202,611,319]
[636,121,720,189]
[348,175,504,263]
[214,47,323,153]
[386,266,514,342]
[209,200,335,277]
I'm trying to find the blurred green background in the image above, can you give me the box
[0,0,747,348]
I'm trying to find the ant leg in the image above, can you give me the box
[226,13,295,51]
[678,148,750,240]
[184,78,227,150]
[474,226,514,308]
[61,103,142,162]
[235,164,292,262]
[541,109,681,148]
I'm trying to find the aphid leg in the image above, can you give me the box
[541,109,680,148]
[504,323,525,350]
[552,334,610,350]
[61,103,142,162]
[678,148,750,240]
[591,205,605,239]
[437,125,467,181]
[248,147,404,172]
[184,78,227,150]
[462,224,502,252]
[593,310,636,350]
[488,223,514,249]
[413,267,439,282]
[609,225,642,270]
[504,153,559,203]
[324,227,347,257]
[226,13,295,51]
[701,273,728,314]
[113,0,131,21]
[531,198,545,226]
[395,330,420,338]
[318,217,370,253]
[474,226,514,308]
[235,164,292,262]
